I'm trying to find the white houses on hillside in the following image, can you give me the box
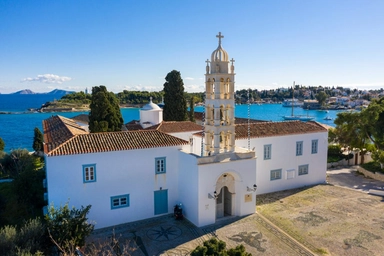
[43,33,328,229]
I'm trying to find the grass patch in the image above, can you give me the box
[314,248,328,255]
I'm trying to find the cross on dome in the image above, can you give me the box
[205,59,210,66]
[216,32,224,46]
[230,58,235,65]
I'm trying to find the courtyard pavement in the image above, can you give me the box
[326,165,384,192]
[87,166,384,255]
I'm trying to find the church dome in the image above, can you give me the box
[211,45,229,62]
[142,97,161,111]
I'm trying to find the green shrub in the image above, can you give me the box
[362,161,383,173]
[0,225,17,255]
[0,218,47,256]
[191,237,251,256]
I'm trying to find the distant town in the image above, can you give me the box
[3,85,384,112]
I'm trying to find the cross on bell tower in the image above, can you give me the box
[216,32,224,46]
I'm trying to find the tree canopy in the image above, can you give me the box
[315,91,327,106]
[89,86,124,133]
[333,97,384,166]
[163,70,188,121]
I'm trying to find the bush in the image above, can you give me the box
[327,144,343,163]
[0,225,17,255]
[362,161,383,174]
[0,218,46,256]
[45,203,94,254]
[191,237,251,256]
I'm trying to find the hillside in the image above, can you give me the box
[10,89,75,95]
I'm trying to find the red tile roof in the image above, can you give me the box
[235,121,327,139]
[43,115,188,156]
[194,112,266,124]
[125,120,144,130]
[146,121,203,133]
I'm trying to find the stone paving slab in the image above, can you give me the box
[89,213,314,255]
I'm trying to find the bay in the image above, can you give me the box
[0,94,342,152]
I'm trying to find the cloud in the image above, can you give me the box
[21,74,72,84]
[184,77,194,80]
[123,85,162,92]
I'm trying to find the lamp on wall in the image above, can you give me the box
[208,191,218,199]
[247,184,257,192]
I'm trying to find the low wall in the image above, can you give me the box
[327,159,351,168]
[357,166,384,183]
[327,152,373,168]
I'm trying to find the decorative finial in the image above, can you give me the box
[216,32,224,46]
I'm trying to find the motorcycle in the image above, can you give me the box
[174,203,183,220]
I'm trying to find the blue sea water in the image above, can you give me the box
[0,94,341,152]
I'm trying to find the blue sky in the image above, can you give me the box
[0,0,383,93]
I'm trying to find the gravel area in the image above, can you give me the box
[257,183,384,256]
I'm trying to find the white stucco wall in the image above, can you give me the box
[177,152,200,225]
[236,131,328,195]
[196,156,257,227]
[46,146,182,229]
[140,109,162,127]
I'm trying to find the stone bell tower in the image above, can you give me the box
[204,32,236,156]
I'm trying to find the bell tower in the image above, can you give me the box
[204,32,236,156]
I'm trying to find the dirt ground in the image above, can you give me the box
[256,184,384,256]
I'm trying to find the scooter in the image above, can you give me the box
[174,203,183,220]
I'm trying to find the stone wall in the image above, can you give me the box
[357,166,384,182]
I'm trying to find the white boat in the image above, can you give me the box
[283,115,314,121]
[282,82,314,121]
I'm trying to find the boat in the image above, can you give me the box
[323,116,333,120]
[282,82,314,121]
[283,115,315,121]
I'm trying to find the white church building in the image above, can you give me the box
[43,33,328,229]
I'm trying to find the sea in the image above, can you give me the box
[0,94,341,152]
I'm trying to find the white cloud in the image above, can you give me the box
[123,85,162,92]
[184,84,204,92]
[323,82,384,90]
[21,74,72,84]
[184,77,194,80]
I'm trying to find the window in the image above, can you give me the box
[155,157,166,174]
[83,164,96,183]
[286,169,295,179]
[298,164,309,176]
[270,169,282,180]
[111,194,130,209]
[296,141,303,156]
[311,140,318,154]
[264,144,271,160]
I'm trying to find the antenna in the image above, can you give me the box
[247,88,250,151]
[201,91,206,157]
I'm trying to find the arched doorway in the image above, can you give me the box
[216,186,232,218]
[215,173,235,219]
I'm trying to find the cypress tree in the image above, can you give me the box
[32,127,44,152]
[163,70,187,121]
[89,86,123,133]
[189,96,195,122]
[0,137,4,151]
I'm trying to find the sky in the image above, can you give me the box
[0,0,383,94]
